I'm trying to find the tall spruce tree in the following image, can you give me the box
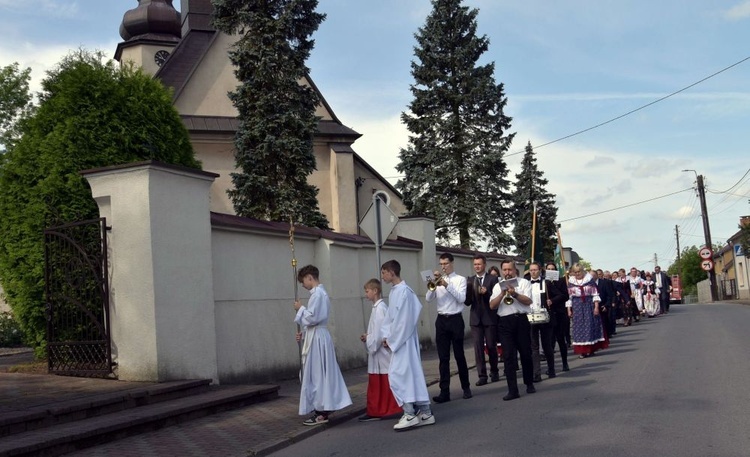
[396,0,515,249]
[511,142,559,263]
[212,0,329,228]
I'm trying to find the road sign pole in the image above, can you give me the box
[375,196,382,278]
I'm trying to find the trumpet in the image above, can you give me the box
[502,274,515,305]
[427,271,448,291]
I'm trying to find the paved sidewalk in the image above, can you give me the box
[0,343,483,457]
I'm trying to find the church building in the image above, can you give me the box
[114,0,405,234]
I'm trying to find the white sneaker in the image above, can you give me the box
[393,414,420,430]
[417,413,435,426]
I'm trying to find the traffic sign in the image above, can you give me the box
[359,193,398,247]
[699,247,713,260]
[701,259,714,271]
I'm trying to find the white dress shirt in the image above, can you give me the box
[491,277,532,316]
[426,271,467,315]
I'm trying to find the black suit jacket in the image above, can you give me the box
[654,271,670,292]
[464,273,499,327]
[545,278,569,316]
[594,278,614,309]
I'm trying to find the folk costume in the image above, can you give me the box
[567,273,608,357]
[294,284,352,416]
[642,279,660,317]
[364,298,401,418]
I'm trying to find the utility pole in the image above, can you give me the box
[675,225,681,277]
[696,174,718,301]
[653,253,658,269]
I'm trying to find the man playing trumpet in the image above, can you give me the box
[426,253,472,403]
[489,260,535,401]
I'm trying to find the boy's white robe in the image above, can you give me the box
[365,299,391,374]
[381,282,429,405]
[294,284,352,415]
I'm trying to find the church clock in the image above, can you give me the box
[154,50,170,67]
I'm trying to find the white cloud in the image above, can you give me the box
[0,0,79,18]
[723,1,750,20]
[0,41,117,95]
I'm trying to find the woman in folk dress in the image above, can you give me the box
[566,264,608,358]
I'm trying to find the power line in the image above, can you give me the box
[559,187,693,223]
[507,55,750,157]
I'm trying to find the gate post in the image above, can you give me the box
[82,161,219,383]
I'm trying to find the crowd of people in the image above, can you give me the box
[290,255,673,432]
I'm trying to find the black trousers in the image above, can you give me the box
[471,324,499,380]
[436,314,470,392]
[497,313,533,394]
[530,322,555,377]
[551,312,568,367]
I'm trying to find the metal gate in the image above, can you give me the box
[44,218,113,377]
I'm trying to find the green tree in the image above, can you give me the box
[0,62,34,152]
[511,142,559,264]
[396,0,515,249]
[0,50,200,354]
[667,246,704,295]
[211,0,329,229]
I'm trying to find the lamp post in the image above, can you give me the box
[682,169,718,302]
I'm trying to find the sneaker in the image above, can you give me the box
[393,414,420,431]
[417,412,435,427]
[358,414,380,422]
[302,414,329,426]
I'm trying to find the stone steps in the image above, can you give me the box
[0,380,279,457]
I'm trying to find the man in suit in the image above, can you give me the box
[545,262,570,371]
[653,266,671,314]
[464,254,500,386]
[528,262,555,381]
[595,269,616,337]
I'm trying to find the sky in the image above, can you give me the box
[1,0,750,273]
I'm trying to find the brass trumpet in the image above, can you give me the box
[427,271,448,291]
[502,274,514,305]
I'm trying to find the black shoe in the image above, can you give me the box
[475,378,488,386]
[526,384,536,394]
[490,374,500,383]
[358,414,380,422]
[548,372,556,379]
[432,393,451,403]
[503,392,520,401]
[562,364,570,372]
[533,375,543,383]
[463,389,473,399]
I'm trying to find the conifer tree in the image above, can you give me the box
[396,0,515,249]
[511,142,559,263]
[212,0,329,228]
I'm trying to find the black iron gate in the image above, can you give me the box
[44,217,113,377]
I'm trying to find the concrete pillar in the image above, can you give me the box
[82,161,220,383]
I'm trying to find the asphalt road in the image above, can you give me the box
[270,303,750,457]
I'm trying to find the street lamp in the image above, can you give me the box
[681,169,718,302]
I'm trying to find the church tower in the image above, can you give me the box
[114,0,182,75]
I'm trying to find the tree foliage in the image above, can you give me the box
[667,245,704,295]
[396,0,515,249]
[212,0,329,229]
[511,142,559,264]
[0,62,34,152]
[0,50,200,353]
[739,223,750,259]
